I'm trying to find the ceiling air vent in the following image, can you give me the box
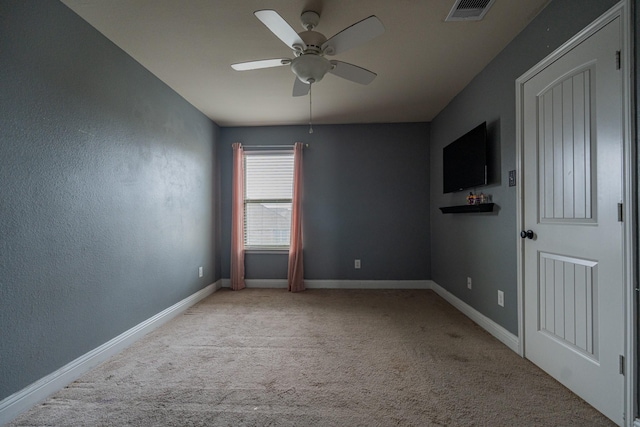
[445,0,496,21]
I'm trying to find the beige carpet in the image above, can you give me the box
[9,289,614,426]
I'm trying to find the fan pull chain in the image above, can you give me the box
[308,83,313,134]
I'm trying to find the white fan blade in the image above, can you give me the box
[329,61,377,85]
[292,78,310,97]
[254,10,306,51]
[322,16,384,56]
[231,58,290,71]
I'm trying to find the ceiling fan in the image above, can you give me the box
[231,9,385,97]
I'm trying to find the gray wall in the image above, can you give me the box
[429,0,619,335]
[219,124,430,281]
[0,1,219,401]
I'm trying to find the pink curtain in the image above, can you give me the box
[230,143,245,291]
[288,142,304,292]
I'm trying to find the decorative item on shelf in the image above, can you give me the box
[467,192,476,205]
[467,191,492,205]
[479,192,489,204]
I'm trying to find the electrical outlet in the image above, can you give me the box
[498,290,504,307]
[198,266,203,278]
[354,259,361,269]
[467,277,472,289]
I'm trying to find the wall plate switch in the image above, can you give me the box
[354,259,361,269]
[498,290,504,307]
[198,266,203,278]
[467,277,472,289]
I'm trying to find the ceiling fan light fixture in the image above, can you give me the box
[291,54,332,84]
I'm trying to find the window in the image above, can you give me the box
[243,151,294,249]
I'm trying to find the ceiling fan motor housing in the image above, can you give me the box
[298,30,327,54]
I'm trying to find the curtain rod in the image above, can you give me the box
[233,144,309,149]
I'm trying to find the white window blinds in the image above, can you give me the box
[244,151,294,248]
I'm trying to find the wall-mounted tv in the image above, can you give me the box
[443,122,487,194]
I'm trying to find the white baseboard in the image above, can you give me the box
[220,278,430,290]
[0,280,221,426]
[429,280,520,353]
[220,279,287,288]
[305,280,430,289]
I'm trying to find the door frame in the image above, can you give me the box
[515,1,635,424]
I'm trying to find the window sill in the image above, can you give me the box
[245,248,289,255]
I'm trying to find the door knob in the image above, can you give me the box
[520,230,534,239]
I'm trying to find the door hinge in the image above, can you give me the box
[617,203,623,222]
[615,50,621,69]
[619,354,625,375]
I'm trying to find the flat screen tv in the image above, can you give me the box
[443,122,487,194]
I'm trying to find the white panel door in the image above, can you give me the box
[522,16,624,425]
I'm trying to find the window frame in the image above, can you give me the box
[242,149,294,251]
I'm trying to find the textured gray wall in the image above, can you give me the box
[219,124,430,281]
[430,0,619,335]
[636,0,640,259]
[0,1,218,400]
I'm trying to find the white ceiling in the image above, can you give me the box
[61,0,551,127]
